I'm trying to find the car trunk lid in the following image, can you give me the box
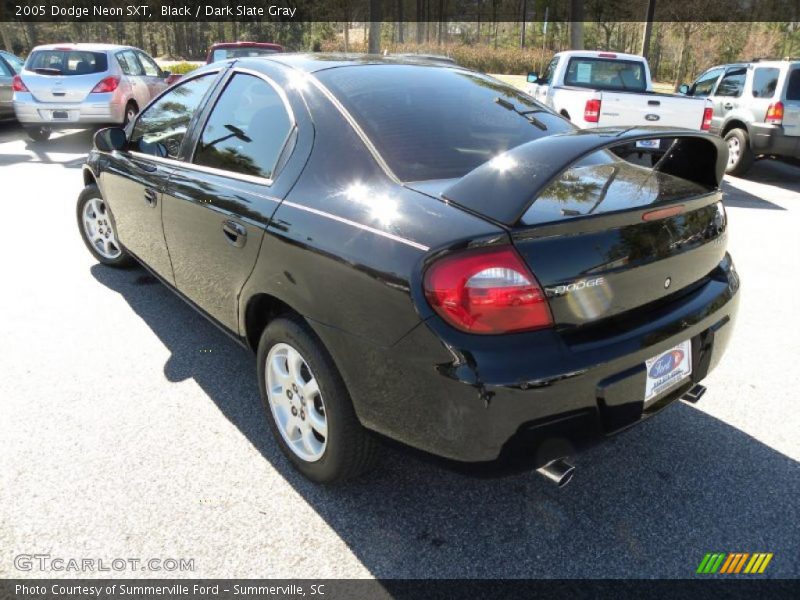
[434,127,729,328]
[21,70,101,103]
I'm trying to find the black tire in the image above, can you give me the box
[257,316,378,483]
[122,101,139,127]
[724,128,755,176]
[76,184,134,268]
[25,127,50,142]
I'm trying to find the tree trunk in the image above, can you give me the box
[569,0,584,50]
[344,22,350,52]
[0,21,13,52]
[368,0,382,54]
[397,0,404,43]
[674,26,692,91]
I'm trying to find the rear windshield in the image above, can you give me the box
[211,48,280,62]
[787,69,800,101]
[564,57,647,92]
[522,152,708,226]
[26,50,108,75]
[316,65,572,181]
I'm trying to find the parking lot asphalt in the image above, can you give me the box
[0,122,798,579]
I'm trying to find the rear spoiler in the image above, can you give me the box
[441,127,727,226]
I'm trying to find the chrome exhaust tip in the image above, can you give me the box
[536,458,575,488]
[681,384,707,404]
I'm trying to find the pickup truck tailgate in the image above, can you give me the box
[598,92,707,130]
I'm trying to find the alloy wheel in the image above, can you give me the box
[727,136,741,168]
[266,343,328,462]
[82,197,122,259]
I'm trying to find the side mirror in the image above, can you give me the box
[527,72,539,83]
[94,127,127,153]
[160,70,171,79]
[678,83,690,95]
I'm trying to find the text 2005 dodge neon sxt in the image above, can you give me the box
[77,55,739,484]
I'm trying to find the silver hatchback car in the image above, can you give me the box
[13,43,170,141]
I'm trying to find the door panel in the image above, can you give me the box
[161,71,296,331]
[161,168,268,329]
[101,154,175,282]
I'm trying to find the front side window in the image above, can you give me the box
[26,50,108,75]
[563,58,646,92]
[137,51,161,77]
[193,73,293,180]
[752,67,780,98]
[130,73,216,158]
[116,50,143,76]
[691,68,724,97]
[317,65,571,181]
[716,68,746,97]
[540,57,559,84]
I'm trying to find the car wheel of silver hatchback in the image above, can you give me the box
[265,342,328,462]
[82,197,122,260]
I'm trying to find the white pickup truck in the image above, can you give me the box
[527,51,713,158]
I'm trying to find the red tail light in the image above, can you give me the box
[12,75,28,92]
[701,107,713,130]
[584,98,601,123]
[597,52,618,58]
[91,76,120,93]
[766,101,784,125]
[423,246,553,334]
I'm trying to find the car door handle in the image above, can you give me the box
[144,188,157,207]
[222,219,247,247]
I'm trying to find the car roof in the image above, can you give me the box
[210,42,282,49]
[29,43,134,53]
[237,52,466,74]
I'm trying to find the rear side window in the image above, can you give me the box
[26,50,108,75]
[130,73,216,159]
[0,60,11,76]
[563,58,646,92]
[752,67,780,98]
[715,68,746,97]
[193,73,293,181]
[787,69,800,101]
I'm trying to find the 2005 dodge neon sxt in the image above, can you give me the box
[77,54,739,484]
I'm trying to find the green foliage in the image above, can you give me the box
[164,61,200,75]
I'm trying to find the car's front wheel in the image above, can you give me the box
[724,128,755,176]
[76,184,133,267]
[25,126,51,142]
[257,316,378,483]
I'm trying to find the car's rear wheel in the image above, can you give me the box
[724,128,755,176]
[123,101,139,127]
[257,316,378,483]
[25,127,51,142]
[76,184,133,267]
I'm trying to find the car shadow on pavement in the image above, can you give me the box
[0,124,93,168]
[91,264,800,579]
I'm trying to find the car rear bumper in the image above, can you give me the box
[749,123,800,158]
[314,255,740,467]
[13,93,125,126]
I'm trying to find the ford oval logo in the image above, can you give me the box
[645,113,660,122]
[649,350,684,379]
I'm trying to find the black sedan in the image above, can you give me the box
[78,54,739,484]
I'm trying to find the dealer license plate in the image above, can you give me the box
[635,139,660,149]
[644,340,692,403]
